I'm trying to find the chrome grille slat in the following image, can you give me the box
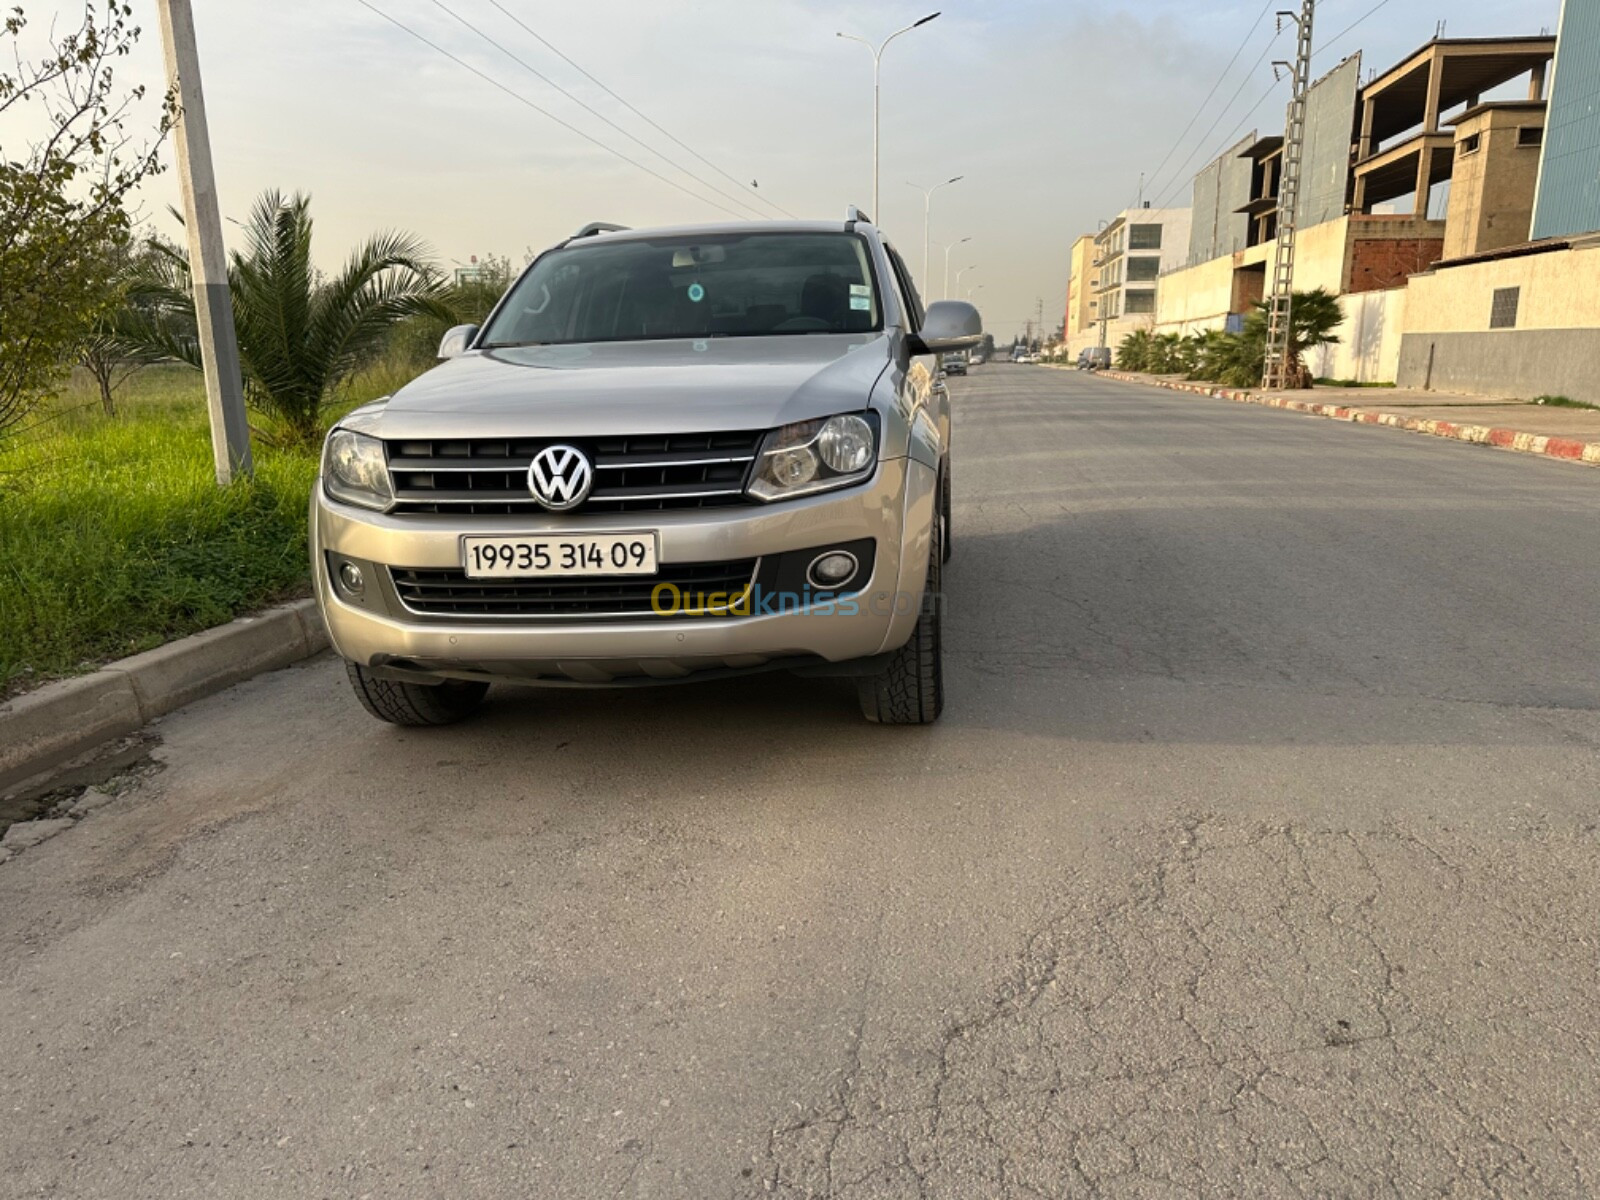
[389,559,758,619]
[385,431,763,515]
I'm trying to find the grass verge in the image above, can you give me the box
[1,363,407,698]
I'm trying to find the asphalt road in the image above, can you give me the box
[4,366,1600,1199]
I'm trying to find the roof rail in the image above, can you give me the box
[844,205,872,228]
[571,221,630,239]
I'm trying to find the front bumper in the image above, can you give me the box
[311,457,937,685]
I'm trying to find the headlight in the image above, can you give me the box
[748,413,878,502]
[322,429,394,511]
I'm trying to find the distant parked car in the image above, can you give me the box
[943,350,968,376]
[1077,347,1111,371]
[970,353,986,367]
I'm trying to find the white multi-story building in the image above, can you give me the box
[1088,205,1192,352]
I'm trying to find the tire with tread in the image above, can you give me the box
[345,662,489,726]
[858,509,943,724]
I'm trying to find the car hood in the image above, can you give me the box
[369,334,892,440]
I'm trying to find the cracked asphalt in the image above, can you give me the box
[3,365,1599,1198]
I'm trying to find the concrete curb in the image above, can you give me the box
[0,599,328,793]
[1094,371,1600,467]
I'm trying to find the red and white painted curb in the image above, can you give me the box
[1095,371,1600,468]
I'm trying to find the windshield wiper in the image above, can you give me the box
[481,340,547,349]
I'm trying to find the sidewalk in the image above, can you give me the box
[1096,371,1600,467]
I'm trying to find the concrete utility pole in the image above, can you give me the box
[157,0,252,484]
[1262,0,1315,392]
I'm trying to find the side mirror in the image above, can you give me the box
[909,301,983,355]
[437,323,480,360]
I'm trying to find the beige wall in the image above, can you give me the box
[1152,254,1234,334]
[1307,287,1407,383]
[1443,106,1544,260]
[1293,217,1352,293]
[1066,235,1096,341]
[1403,241,1600,332]
[1151,216,1352,335]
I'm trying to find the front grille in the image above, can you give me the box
[385,432,763,515]
[389,559,758,619]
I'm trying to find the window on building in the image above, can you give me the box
[1125,290,1156,315]
[1126,256,1161,282]
[1489,287,1520,329]
[1517,125,1544,149]
[1459,133,1482,155]
[1128,224,1163,251]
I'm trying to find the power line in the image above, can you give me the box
[352,0,750,220]
[481,0,794,219]
[1151,29,1286,209]
[1151,0,1399,211]
[1136,0,1276,211]
[1154,72,1284,210]
[1318,0,1398,53]
[422,0,770,220]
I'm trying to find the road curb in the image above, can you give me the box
[1094,371,1600,467]
[0,599,328,794]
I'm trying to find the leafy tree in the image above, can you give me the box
[124,191,450,444]
[0,3,171,438]
[77,233,177,415]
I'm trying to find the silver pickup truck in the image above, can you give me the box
[312,211,983,725]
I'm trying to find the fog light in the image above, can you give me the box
[807,551,858,588]
[338,561,366,596]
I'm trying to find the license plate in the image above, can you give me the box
[462,533,659,579]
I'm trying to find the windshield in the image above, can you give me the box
[480,232,882,347]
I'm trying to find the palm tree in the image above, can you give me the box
[1277,286,1344,387]
[1190,288,1345,389]
[1148,331,1184,374]
[124,191,449,443]
[1116,328,1152,372]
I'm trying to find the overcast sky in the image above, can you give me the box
[100,0,1563,338]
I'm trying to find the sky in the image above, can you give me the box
[42,0,1565,339]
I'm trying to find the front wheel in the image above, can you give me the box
[857,511,944,725]
[345,662,489,726]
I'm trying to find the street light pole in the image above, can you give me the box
[837,13,940,219]
[943,236,971,300]
[156,0,252,485]
[908,175,962,295]
[955,262,977,299]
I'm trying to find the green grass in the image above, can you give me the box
[1530,394,1600,411]
[0,360,420,697]
[1313,378,1397,389]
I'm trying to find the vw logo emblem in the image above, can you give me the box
[527,444,594,511]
